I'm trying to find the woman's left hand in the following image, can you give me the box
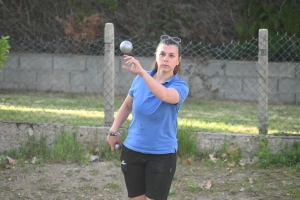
[122,55,146,76]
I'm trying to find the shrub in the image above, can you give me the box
[0,36,10,71]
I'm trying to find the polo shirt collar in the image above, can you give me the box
[150,69,178,84]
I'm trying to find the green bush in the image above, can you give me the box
[236,0,299,40]
[0,36,10,71]
[236,0,300,62]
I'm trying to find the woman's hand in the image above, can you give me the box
[122,55,146,76]
[106,134,123,152]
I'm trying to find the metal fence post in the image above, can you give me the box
[258,29,268,134]
[104,23,115,126]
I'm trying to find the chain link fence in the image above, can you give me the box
[0,27,299,134]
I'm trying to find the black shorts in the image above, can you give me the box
[120,145,177,200]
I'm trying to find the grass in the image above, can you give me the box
[256,136,300,169]
[0,129,300,199]
[49,129,89,164]
[104,182,120,191]
[0,130,90,167]
[0,129,123,169]
[188,182,202,192]
[1,128,299,171]
[0,92,299,134]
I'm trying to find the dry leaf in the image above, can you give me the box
[182,157,193,165]
[227,143,240,155]
[209,152,217,163]
[249,177,253,184]
[239,159,246,166]
[6,156,18,165]
[227,161,235,168]
[221,153,227,161]
[187,157,193,164]
[201,180,212,190]
[31,157,36,164]
[206,180,212,189]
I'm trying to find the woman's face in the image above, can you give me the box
[156,43,181,74]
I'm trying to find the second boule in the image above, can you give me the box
[115,143,121,151]
[120,40,133,54]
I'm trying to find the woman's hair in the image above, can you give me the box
[151,39,182,75]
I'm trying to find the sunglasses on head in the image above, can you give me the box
[160,35,181,44]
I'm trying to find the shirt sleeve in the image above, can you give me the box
[128,75,139,97]
[171,80,189,106]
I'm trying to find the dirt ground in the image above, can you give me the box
[1,160,299,200]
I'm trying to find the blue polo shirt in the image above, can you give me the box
[123,69,189,154]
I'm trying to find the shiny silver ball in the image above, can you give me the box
[115,143,121,151]
[120,40,133,54]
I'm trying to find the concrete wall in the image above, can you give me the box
[196,132,300,157]
[0,121,109,152]
[1,121,300,158]
[0,53,299,103]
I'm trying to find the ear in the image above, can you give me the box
[178,56,181,65]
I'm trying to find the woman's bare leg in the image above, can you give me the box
[131,194,153,200]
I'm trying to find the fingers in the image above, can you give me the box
[110,144,115,151]
[123,55,136,62]
[122,65,131,71]
[107,135,122,152]
[123,56,140,70]
[125,56,136,66]
[107,135,116,151]
[116,141,123,146]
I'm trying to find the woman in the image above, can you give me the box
[107,35,189,200]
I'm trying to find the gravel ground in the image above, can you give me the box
[1,160,299,200]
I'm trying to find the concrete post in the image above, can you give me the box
[104,23,115,126]
[257,29,268,134]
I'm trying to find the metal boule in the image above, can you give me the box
[120,40,133,54]
[115,143,121,151]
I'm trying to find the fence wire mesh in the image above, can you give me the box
[0,32,299,134]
